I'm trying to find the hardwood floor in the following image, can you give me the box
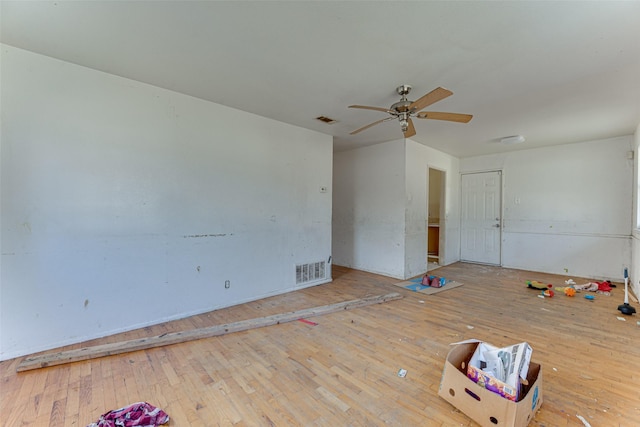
[1,262,639,426]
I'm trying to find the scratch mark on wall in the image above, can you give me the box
[183,233,230,238]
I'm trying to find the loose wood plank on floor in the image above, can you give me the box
[17,292,402,372]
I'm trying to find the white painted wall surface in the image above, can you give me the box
[461,136,634,281]
[332,140,461,279]
[0,45,333,361]
[630,123,640,299]
[404,140,461,277]
[332,141,407,278]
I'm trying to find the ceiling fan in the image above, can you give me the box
[349,85,473,138]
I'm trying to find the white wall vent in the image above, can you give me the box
[296,261,326,285]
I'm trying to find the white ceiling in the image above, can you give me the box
[2,1,639,157]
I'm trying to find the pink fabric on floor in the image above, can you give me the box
[87,402,169,427]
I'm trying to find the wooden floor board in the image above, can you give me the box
[2,262,640,426]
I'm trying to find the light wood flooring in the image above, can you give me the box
[1,262,639,426]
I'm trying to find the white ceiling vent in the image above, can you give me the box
[296,261,326,285]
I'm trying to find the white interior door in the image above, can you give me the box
[460,171,502,265]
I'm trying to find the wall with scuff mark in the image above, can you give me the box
[0,45,333,361]
[332,139,460,279]
[461,135,634,281]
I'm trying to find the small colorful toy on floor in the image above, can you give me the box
[420,275,446,288]
[541,289,554,298]
[527,280,552,290]
[555,286,576,297]
[429,276,445,288]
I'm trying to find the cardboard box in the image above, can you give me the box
[438,340,543,427]
[467,341,532,401]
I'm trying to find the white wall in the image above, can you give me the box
[0,45,333,361]
[332,141,406,278]
[405,140,461,277]
[630,123,640,299]
[332,139,460,279]
[461,136,634,281]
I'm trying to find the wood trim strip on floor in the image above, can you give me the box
[17,292,402,372]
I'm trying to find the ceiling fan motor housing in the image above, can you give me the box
[391,100,412,113]
[396,84,412,96]
[393,85,414,131]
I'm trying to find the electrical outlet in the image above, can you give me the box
[225,280,230,289]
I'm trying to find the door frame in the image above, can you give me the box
[427,167,447,266]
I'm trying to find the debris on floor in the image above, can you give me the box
[555,286,576,297]
[394,276,464,295]
[526,280,552,290]
[574,283,598,292]
[397,368,407,378]
[576,414,592,427]
[87,402,169,427]
[574,281,613,292]
[528,279,613,300]
[421,274,446,287]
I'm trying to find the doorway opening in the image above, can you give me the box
[428,168,445,270]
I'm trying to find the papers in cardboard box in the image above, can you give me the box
[465,340,532,401]
[438,340,543,427]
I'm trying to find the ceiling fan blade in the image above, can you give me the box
[416,111,473,123]
[349,105,391,113]
[403,118,416,138]
[350,117,393,135]
[409,87,453,112]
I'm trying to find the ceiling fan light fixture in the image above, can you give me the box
[501,135,526,145]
